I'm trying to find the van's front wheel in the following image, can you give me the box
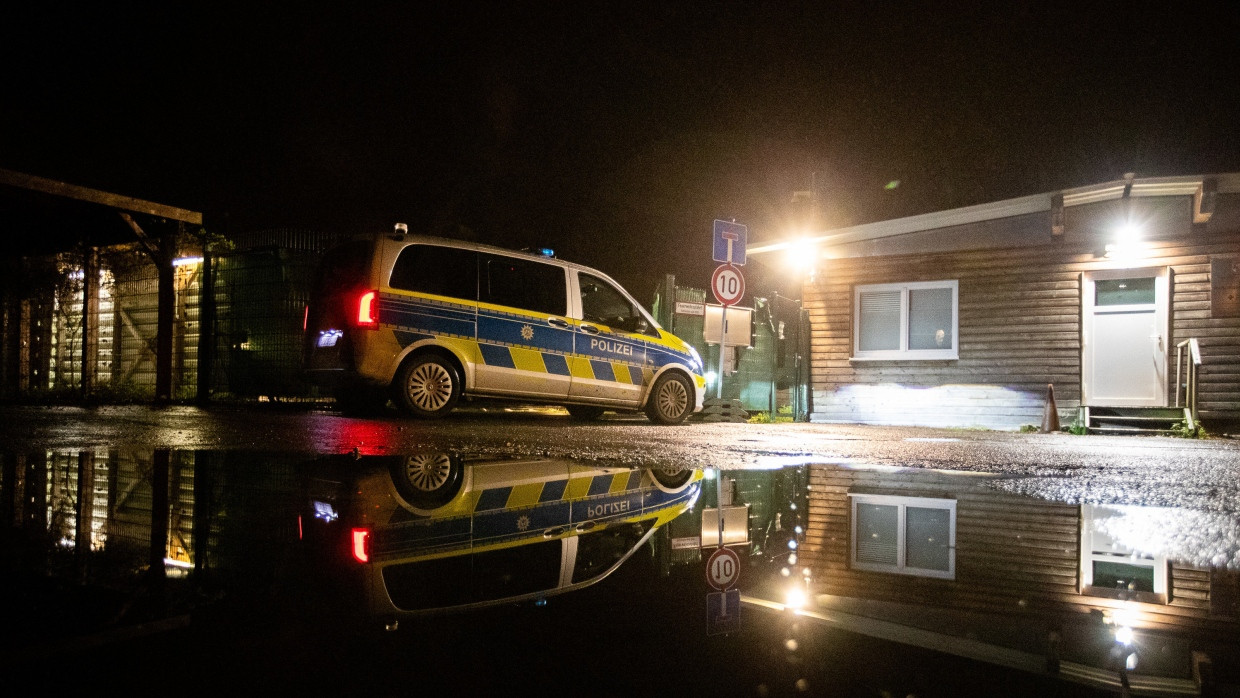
[394,355,461,418]
[644,372,693,425]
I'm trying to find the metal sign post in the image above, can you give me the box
[709,263,745,398]
[704,220,748,421]
[705,516,742,636]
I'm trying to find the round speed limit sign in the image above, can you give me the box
[706,546,741,590]
[711,264,745,306]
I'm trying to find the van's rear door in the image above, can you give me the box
[304,240,374,379]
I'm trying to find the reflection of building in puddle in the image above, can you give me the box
[6,450,203,582]
[4,450,704,631]
[749,464,1240,695]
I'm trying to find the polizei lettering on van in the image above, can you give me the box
[590,338,633,356]
[587,499,631,518]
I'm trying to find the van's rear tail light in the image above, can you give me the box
[351,528,371,563]
[356,290,379,328]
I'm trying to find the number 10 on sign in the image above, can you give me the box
[706,546,740,590]
[711,264,744,306]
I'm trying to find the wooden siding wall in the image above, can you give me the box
[804,235,1240,428]
[802,466,1231,638]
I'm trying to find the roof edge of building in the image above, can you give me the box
[749,172,1240,255]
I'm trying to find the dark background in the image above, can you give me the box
[3,1,1239,297]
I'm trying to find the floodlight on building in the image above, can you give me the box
[173,256,204,267]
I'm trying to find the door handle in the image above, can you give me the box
[579,324,601,335]
[543,525,570,539]
[574,521,597,533]
[547,317,569,329]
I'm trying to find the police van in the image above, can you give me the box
[302,452,703,621]
[303,225,706,423]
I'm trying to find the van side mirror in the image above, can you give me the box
[632,318,649,334]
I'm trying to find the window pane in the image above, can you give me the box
[859,290,900,351]
[908,287,953,350]
[389,245,477,299]
[855,503,898,565]
[905,506,951,571]
[472,540,565,602]
[580,274,636,326]
[1096,278,1155,306]
[1092,561,1155,593]
[480,254,567,315]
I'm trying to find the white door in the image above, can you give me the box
[1082,269,1168,407]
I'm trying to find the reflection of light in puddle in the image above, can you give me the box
[904,438,961,442]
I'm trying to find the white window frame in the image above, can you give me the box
[852,280,959,360]
[1079,504,1168,603]
[849,493,956,579]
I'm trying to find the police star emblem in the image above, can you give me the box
[520,324,534,341]
[516,515,531,531]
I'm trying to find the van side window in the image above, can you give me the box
[480,254,567,316]
[389,245,478,300]
[579,273,654,335]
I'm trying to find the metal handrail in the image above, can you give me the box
[1174,338,1201,427]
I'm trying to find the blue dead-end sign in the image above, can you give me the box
[707,589,742,636]
[712,220,747,266]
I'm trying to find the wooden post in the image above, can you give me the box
[148,449,170,608]
[196,247,215,404]
[155,231,176,403]
[74,451,95,583]
[82,247,100,396]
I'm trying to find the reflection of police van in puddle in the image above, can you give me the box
[304,453,702,623]
[303,226,706,423]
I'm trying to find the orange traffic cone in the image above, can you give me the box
[1040,383,1060,433]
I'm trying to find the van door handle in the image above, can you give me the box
[575,521,597,533]
[547,317,569,329]
[543,525,570,539]
[579,324,601,335]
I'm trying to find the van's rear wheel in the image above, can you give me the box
[645,372,693,425]
[394,355,461,418]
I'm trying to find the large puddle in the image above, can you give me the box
[2,451,1236,695]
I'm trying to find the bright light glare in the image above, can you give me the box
[785,586,807,610]
[704,371,718,386]
[1115,625,1134,645]
[173,256,204,267]
[1116,221,1141,242]
[784,238,818,272]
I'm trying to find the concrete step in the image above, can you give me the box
[1084,406,1189,435]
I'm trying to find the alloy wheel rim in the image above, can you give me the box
[657,379,688,418]
[410,363,453,411]
[404,454,453,491]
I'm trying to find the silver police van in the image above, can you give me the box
[303,225,706,423]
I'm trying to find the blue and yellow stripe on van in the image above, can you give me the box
[378,291,697,387]
[373,470,701,560]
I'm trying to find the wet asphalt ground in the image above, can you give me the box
[4,403,1239,517]
[4,402,1239,696]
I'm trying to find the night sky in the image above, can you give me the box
[3,2,1240,297]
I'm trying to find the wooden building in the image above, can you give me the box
[753,173,1240,431]
[797,463,1239,687]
